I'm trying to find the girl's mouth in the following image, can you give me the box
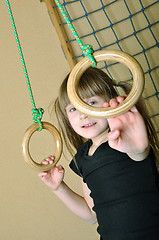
[82,122,96,128]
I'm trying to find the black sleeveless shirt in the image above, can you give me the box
[70,140,159,240]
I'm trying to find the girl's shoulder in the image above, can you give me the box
[69,140,91,177]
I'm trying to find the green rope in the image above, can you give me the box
[55,0,96,67]
[5,0,44,131]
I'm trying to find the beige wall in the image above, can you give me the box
[1,1,98,239]
[1,1,158,240]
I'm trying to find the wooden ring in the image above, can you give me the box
[22,122,63,171]
[67,50,145,118]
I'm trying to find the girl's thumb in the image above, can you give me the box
[108,129,120,141]
[57,165,64,172]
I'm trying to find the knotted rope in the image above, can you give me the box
[6,0,44,131]
[55,0,96,67]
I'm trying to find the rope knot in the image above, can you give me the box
[81,44,96,67]
[32,108,44,131]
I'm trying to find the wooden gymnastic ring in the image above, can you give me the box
[22,122,63,171]
[67,50,145,118]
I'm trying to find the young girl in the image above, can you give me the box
[39,67,159,240]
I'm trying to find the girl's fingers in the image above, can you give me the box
[38,172,47,177]
[109,96,125,108]
[50,155,55,160]
[109,98,118,108]
[108,96,137,114]
[42,159,49,164]
[103,102,109,108]
[42,155,55,164]
[103,96,127,108]
[117,95,137,113]
[56,165,64,173]
[116,96,125,103]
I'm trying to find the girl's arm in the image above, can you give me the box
[38,157,97,224]
[53,180,97,224]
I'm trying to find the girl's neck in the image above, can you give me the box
[88,129,109,156]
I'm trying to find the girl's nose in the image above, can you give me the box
[79,112,88,119]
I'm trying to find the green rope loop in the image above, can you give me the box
[81,44,96,67]
[55,0,96,67]
[5,0,44,130]
[32,108,44,131]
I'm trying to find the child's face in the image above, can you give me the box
[66,95,109,142]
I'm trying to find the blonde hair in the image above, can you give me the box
[53,67,159,165]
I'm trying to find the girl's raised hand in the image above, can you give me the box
[38,156,65,191]
[104,97,149,158]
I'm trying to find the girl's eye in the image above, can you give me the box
[70,107,76,112]
[89,101,96,106]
